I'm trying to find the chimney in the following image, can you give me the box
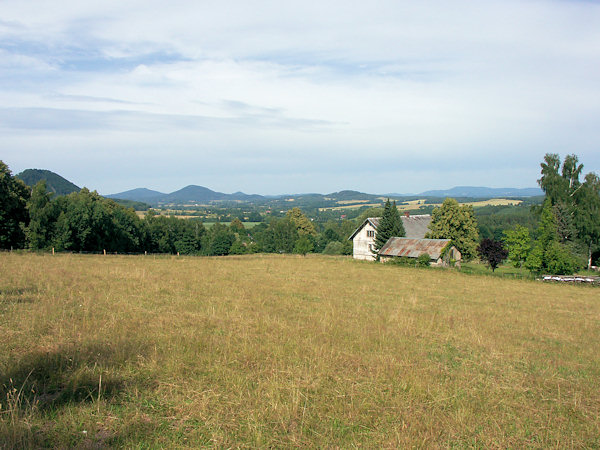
[404,211,410,218]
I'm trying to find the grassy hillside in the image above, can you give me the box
[1,253,599,447]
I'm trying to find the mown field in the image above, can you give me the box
[318,198,523,212]
[1,253,599,448]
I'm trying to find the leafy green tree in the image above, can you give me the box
[537,153,600,269]
[573,173,600,269]
[229,217,245,234]
[545,241,578,275]
[0,161,30,249]
[286,207,316,236]
[45,189,145,253]
[229,239,248,255]
[51,188,100,251]
[26,180,57,250]
[561,154,584,191]
[538,153,570,205]
[203,223,235,256]
[145,212,178,253]
[209,232,234,255]
[103,200,145,253]
[425,198,479,261]
[256,217,298,253]
[525,200,578,275]
[294,236,313,256]
[373,199,405,253]
[477,238,508,272]
[503,224,531,268]
[314,219,356,253]
[552,201,576,244]
[174,221,204,255]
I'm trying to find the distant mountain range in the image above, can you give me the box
[108,185,543,205]
[402,186,543,198]
[16,169,80,195]
[106,185,265,204]
[15,168,544,204]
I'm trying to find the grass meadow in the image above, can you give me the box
[1,253,599,448]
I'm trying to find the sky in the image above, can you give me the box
[1,0,599,196]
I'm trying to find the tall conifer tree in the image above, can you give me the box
[373,199,405,253]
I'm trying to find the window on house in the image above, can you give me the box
[367,230,375,237]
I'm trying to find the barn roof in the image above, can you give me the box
[347,215,431,240]
[401,214,431,238]
[379,237,451,260]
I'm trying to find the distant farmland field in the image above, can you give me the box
[320,198,523,212]
[1,253,598,447]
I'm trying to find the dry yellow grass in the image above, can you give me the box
[1,253,599,447]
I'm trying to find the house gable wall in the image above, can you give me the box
[352,222,377,260]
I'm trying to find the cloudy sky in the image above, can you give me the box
[1,0,599,195]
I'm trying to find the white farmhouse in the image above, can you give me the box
[348,213,432,261]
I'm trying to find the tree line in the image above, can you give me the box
[520,154,600,273]
[2,154,598,274]
[0,161,355,256]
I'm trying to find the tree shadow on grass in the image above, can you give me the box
[0,338,154,447]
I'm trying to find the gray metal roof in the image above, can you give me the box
[401,214,431,239]
[379,237,451,259]
[348,215,431,240]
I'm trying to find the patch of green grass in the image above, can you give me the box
[459,261,532,278]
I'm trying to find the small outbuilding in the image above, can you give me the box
[378,237,461,267]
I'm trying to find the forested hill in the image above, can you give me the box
[16,169,80,195]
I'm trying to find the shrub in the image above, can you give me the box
[417,253,431,267]
[545,242,579,275]
[387,256,414,266]
[322,241,345,255]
